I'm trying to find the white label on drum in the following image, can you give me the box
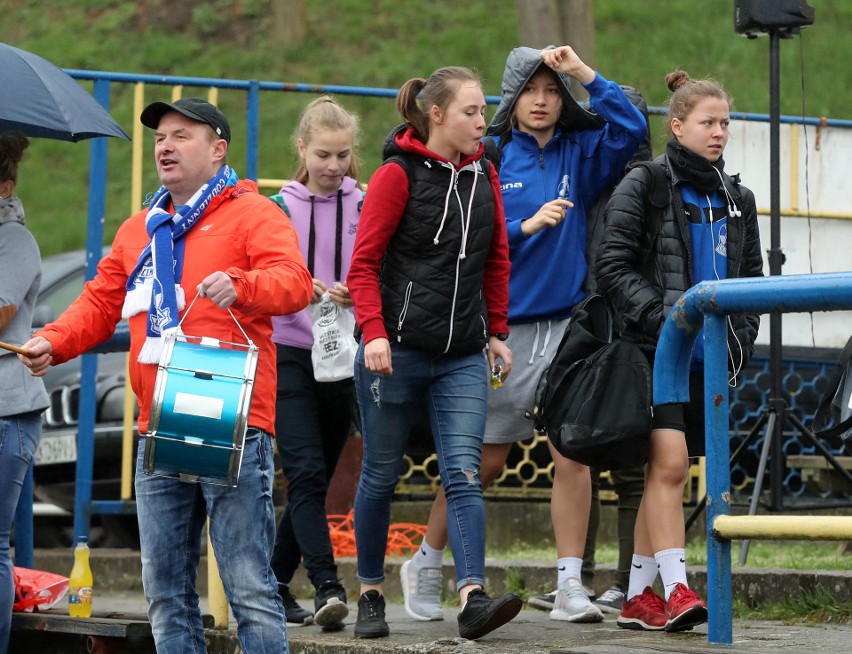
[173,392,224,420]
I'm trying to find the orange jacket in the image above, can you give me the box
[38,179,313,436]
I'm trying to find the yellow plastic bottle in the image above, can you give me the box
[68,536,93,618]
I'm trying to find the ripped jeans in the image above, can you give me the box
[353,341,488,590]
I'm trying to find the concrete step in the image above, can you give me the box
[27,549,852,606]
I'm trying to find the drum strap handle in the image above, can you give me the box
[180,292,254,347]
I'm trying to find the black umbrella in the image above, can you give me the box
[0,42,130,142]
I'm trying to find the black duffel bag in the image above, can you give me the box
[534,294,652,470]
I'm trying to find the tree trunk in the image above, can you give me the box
[516,0,562,49]
[516,0,596,101]
[271,0,309,47]
[559,0,595,100]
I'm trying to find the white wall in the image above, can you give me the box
[724,120,852,348]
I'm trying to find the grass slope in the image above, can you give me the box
[4,0,850,255]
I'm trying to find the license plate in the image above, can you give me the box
[35,433,77,465]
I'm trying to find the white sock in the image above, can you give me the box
[412,541,444,569]
[655,548,688,600]
[556,557,583,587]
[626,554,658,600]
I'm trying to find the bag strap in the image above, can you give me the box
[581,293,614,344]
[483,136,503,173]
[632,160,668,276]
[815,415,852,440]
[269,193,289,216]
[813,333,852,436]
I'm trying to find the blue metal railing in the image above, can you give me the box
[654,272,852,644]
[14,68,852,566]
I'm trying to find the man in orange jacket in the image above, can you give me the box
[21,98,313,653]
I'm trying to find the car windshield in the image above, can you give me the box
[34,248,110,328]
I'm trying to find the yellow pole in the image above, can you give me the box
[257,178,289,192]
[714,515,852,540]
[207,524,229,628]
[755,207,852,220]
[121,83,148,500]
[131,83,145,212]
[697,456,706,505]
[120,355,135,500]
[789,125,799,213]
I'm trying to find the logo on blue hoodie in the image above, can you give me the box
[557,175,570,200]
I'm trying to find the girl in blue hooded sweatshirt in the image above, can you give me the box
[269,96,362,632]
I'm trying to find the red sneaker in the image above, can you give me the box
[616,587,666,631]
[664,583,707,632]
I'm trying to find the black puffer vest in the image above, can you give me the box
[379,149,496,356]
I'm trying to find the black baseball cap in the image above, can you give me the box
[140,97,231,143]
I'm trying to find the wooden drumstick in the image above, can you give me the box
[0,340,31,356]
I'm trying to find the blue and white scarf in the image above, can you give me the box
[122,165,236,363]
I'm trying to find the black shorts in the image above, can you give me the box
[652,370,706,457]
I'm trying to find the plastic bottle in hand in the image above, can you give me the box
[68,536,93,617]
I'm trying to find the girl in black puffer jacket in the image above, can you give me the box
[596,70,764,633]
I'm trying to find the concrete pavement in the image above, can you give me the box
[49,588,852,653]
[12,550,852,653]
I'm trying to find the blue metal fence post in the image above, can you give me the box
[245,81,260,181]
[73,78,111,543]
[703,313,732,644]
[655,272,852,645]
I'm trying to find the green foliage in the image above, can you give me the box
[496,539,851,572]
[4,0,849,255]
[688,539,851,571]
[733,590,852,624]
[503,567,529,600]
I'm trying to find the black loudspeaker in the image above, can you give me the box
[734,0,815,38]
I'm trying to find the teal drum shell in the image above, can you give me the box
[144,333,259,487]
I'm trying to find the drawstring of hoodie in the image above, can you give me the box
[335,188,343,280]
[307,195,316,276]
[528,320,553,365]
[306,190,343,280]
[432,162,478,260]
[433,167,455,246]
[459,163,478,260]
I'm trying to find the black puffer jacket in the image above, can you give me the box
[595,154,764,369]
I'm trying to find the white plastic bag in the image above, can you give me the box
[310,292,358,382]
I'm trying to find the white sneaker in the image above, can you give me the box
[550,578,604,623]
[400,559,444,621]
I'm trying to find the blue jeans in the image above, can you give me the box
[353,342,487,590]
[270,345,354,588]
[135,430,287,654]
[0,411,41,653]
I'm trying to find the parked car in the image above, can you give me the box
[31,249,140,547]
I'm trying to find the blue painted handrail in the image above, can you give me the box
[654,271,852,644]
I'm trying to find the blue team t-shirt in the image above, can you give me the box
[680,184,728,368]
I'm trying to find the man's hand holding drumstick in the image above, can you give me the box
[16,336,52,377]
[0,301,46,371]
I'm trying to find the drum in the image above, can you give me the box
[144,332,259,486]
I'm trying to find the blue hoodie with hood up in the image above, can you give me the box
[487,46,647,324]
